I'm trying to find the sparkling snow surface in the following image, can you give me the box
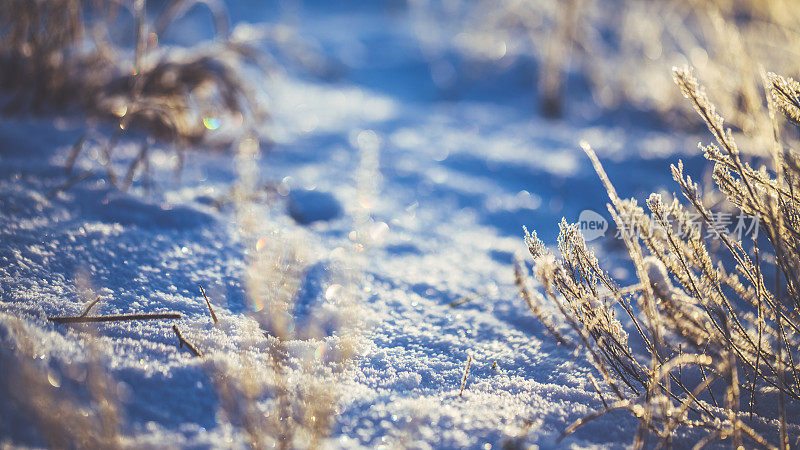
[0,3,710,448]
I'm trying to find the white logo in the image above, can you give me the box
[578,210,608,242]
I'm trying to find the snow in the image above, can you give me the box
[288,189,343,224]
[0,2,714,449]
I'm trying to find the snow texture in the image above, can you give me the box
[0,2,712,448]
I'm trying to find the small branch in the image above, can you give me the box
[80,296,103,317]
[699,363,718,407]
[172,325,203,357]
[459,354,472,397]
[48,312,181,324]
[448,291,484,308]
[198,283,218,324]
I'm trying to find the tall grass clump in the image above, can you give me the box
[0,0,265,139]
[0,313,123,448]
[0,0,268,189]
[412,0,800,137]
[516,67,800,448]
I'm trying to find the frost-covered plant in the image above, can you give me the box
[411,0,800,134]
[0,0,269,191]
[517,67,800,448]
[206,135,363,449]
[0,0,265,141]
[0,313,123,449]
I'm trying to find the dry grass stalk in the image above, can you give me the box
[49,312,181,324]
[448,290,485,308]
[517,65,800,447]
[459,354,472,397]
[0,0,269,191]
[198,283,218,324]
[539,0,582,117]
[0,313,124,448]
[172,325,203,357]
[0,0,266,140]
[47,294,181,324]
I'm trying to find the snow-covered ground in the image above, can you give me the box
[0,3,715,448]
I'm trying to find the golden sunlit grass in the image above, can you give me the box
[517,67,800,448]
[421,0,800,142]
[0,314,124,449]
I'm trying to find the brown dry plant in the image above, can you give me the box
[0,0,269,191]
[0,313,124,449]
[517,66,800,448]
[413,0,800,140]
[203,134,364,449]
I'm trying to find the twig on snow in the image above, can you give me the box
[198,283,218,324]
[49,312,181,324]
[172,325,203,357]
[448,291,484,308]
[459,354,472,397]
